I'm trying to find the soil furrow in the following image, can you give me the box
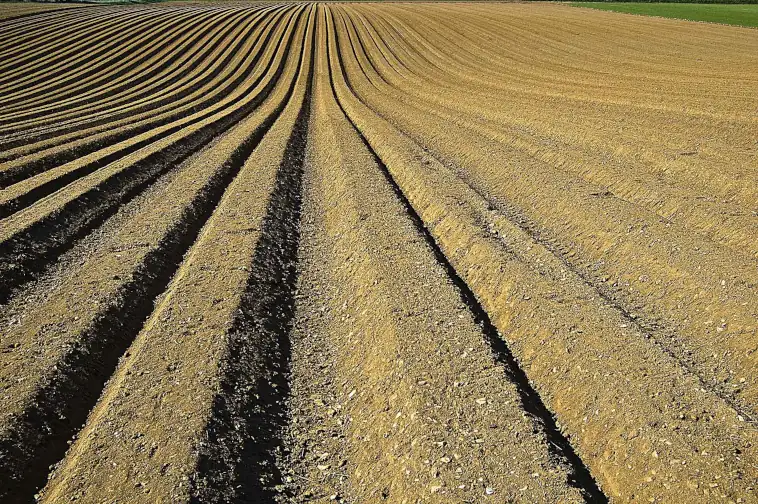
[0,6,266,132]
[0,7,301,302]
[0,8,175,94]
[336,5,758,413]
[0,7,282,184]
[0,7,279,188]
[323,11,604,502]
[0,8,256,119]
[0,9,308,501]
[349,8,758,419]
[191,21,313,501]
[365,4,758,209]
[0,5,114,40]
[0,7,129,67]
[346,84,607,504]
[346,6,758,259]
[0,10,203,110]
[0,6,189,71]
[0,6,245,127]
[327,8,758,502]
[275,12,591,502]
[338,5,758,420]
[0,3,755,503]
[33,11,314,502]
[0,3,84,25]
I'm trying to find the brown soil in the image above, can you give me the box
[0,3,755,503]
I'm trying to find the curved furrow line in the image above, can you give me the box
[340,4,758,414]
[0,6,261,129]
[353,3,758,422]
[190,15,314,500]
[376,3,758,127]
[0,7,120,61]
[0,8,284,187]
[0,7,284,199]
[325,7,606,502]
[327,6,758,503]
[0,7,177,92]
[392,4,749,163]
[0,3,755,503]
[0,9,84,42]
[0,6,259,113]
[390,5,658,94]
[0,9,207,105]
[364,5,758,209]
[350,9,415,80]
[453,4,757,84]
[0,6,281,159]
[0,4,84,27]
[0,4,170,48]
[0,5,200,67]
[0,5,301,302]
[390,3,758,115]
[0,7,310,502]
[0,7,244,122]
[347,6,758,260]
[274,10,585,503]
[384,3,758,123]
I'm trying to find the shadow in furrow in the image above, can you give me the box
[339,6,758,426]
[0,7,90,33]
[0,7,286,194]
[325,16,608,503]
[0,21,308,503]
[0,7,278,156]
[0,7,241,128]
[0,12,195,109]
[189,26,313,504]
[0,7,178,92]
[0,9,304,306]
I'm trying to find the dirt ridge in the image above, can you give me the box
[326,17,606,502]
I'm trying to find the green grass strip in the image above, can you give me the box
[570,2,758,27]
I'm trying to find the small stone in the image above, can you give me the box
[475,398,487,405]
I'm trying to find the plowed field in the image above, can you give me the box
[0,3,756,503]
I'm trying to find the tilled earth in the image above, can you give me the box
[0,2,756,503]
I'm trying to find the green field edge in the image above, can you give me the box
[569,2,758,28]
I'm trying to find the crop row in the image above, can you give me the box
[0,3,755,503]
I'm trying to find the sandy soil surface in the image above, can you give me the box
[0,3,755,503]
